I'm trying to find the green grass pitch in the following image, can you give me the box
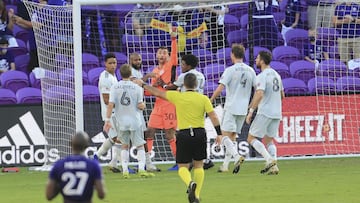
[0,157,359,203]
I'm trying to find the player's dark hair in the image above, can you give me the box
[231,43,245,59]
[120,64,132,78]
[104,52,116,62]
[182,54,198,69]
[184,73,198,89]
[158,46,170,54]
[72,131,89,152]
[258,51,272,65]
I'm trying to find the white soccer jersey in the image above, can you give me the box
[173,69,205,94]
[256,68,283,119]
[219,62,256,115]
[109,80,143,131]
[98,70,118,121]
[131,67,143,79]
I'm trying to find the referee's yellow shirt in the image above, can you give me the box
[166,91,214,130]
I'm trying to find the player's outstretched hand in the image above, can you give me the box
[168,24,177,38]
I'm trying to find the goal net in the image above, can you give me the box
[313,0,360,155]
[22,0,360,167]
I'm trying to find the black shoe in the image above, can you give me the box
[203,159,214,170]
[108,166,122,173]
[233,156,245,174]
[260,160,277,174]
[187,181,197,203]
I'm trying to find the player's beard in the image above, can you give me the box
[132,63,141,70]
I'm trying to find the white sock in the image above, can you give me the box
[145,152,152,165]
[267,143,277,161]
[222,136,239,159]
[109,143,122,168]
[137,147,146,171]
[121,149,129,173]
[223,151,232,169]
[97,138,113,156]
[251,139,272,163]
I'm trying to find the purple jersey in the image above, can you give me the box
[334,3,360,38]
[49,155,102,202]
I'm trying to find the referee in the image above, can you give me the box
[135,73,222,203]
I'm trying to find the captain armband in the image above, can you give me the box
[214,125,222,135]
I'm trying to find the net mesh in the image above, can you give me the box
[21,0,360,165]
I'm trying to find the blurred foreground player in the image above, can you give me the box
[46,131,105,203]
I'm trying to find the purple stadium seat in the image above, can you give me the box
[15,54,30,73]
[216,47,232,66]
[43,86,74,104]
[285,29,309,52]
[82,53,100,73]
[87,67,105,86]
[83,85,100,102]
[203,63,226,82]
[228,3,248,19]
[240,14,248,30]
[307,77,336,94]
[8,39,28,56]
[58,69,89,85]
[0,88,17,105]
[270,61,291,79]
[192,48,214,68]
[0,70,29,93]
[29,72,41,89]
[318,59,347,78]
[13,25,29,43]
[273,12,285,25]
[224,14,240,33]
[114,52,128,67]
[336,76,360,93]
[317,27,338,42]
[16,87,42,104]
[245,46,270,62]
[282,78,308,95]
[272,46,302,66]
[226,30,247,47]
[289,60,316,83]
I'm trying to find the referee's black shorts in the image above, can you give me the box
[176,128,207,164]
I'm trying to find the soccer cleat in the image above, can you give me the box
[261,160,277,174]
[217,165,229,173]
[193,198,200,203]
[168,164,179,171]
[187,181,197,203]
[203,159,214,170]
[232,156,245,174]
[139,170,155,178]
[93,154,99,161]
[146,164,161,172]
[267,165,279,175]
[122,172,130,179]
[108,166,122,173]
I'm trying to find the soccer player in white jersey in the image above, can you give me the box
[104,64,154,178]
[94,53,122,173]
[166,54,214,170]
[210,44,257,174]
[246,51,284,175]
[130,53,161,172]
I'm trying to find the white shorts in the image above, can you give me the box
[249,114,280,138]
[221,110,246,134]
[117,130,146,147]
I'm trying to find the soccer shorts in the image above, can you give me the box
[249,114,280,138]
[148,101,177,130]
[176,128,207,163]
[221,110,246,134]
[117,129,146,147]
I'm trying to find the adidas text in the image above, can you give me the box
[0,145,59,165]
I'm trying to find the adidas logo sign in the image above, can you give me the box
[0,112,60,166]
